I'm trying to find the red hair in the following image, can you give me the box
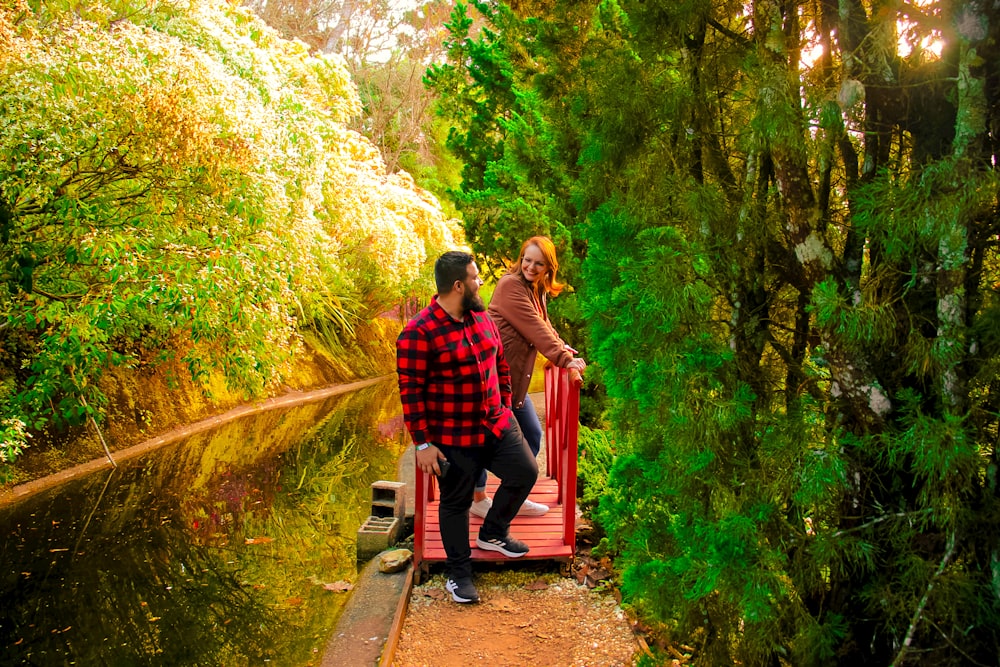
[511,236,565,300]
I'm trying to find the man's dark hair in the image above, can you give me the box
[435,251,474,294]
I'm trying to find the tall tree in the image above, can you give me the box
[244,0,459,184]
[433,0,1000,663]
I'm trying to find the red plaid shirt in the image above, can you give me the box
[396,297,513,448]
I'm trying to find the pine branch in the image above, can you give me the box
[706,17,752,49]
[832,509,932,537]
[926,618,992,667]
[890,531,957,667]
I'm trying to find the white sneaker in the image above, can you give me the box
[470,497,493,518]
[518,499,549,516]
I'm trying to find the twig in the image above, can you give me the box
[71,466,117,558]
[833,509,932,537]
[925,618,992,667]
[81,394,117,468]
[707,17,752,49]
[890,531,957,667]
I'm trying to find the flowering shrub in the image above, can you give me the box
[0,0,460,463]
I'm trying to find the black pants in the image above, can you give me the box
[437,424,538,580]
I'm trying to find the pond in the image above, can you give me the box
[0,379,408,666]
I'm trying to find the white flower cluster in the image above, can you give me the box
[0,0,463,430]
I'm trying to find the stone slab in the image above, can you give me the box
[320,553,412,667]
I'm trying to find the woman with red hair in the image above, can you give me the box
[471,236,586,519]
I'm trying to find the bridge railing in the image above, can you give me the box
[543,363,582,548]
[412,363,581,574]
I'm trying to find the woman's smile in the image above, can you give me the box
[521,244,547,283]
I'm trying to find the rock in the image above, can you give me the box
[378,548,413,573]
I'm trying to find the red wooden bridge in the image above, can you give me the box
[412,364,582,582]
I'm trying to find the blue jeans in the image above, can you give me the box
[437,424,537,580]
[475,395,541,492]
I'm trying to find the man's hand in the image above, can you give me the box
[416,444,446,476]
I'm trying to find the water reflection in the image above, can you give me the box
[0,379,407,666]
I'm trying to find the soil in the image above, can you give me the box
[390,522,654,667]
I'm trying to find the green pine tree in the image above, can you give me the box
[432,0,1000,664]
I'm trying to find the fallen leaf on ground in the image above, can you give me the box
[323,581,353,593]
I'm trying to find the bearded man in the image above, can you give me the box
[396,251,536,603]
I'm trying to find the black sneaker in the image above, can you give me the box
[445,577,480,603]
[476,533,529,558]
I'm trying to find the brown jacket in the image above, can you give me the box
[487,273,574,408]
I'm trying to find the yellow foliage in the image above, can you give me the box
[0,0,464,436]
[320,125,462,289]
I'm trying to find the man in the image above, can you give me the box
[397,251,537,604]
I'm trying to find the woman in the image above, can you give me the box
[471,236,586,519]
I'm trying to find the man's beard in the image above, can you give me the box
[463,290,486,313]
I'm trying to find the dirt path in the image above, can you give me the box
[389,390,645,666]
[390,559,642,667]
